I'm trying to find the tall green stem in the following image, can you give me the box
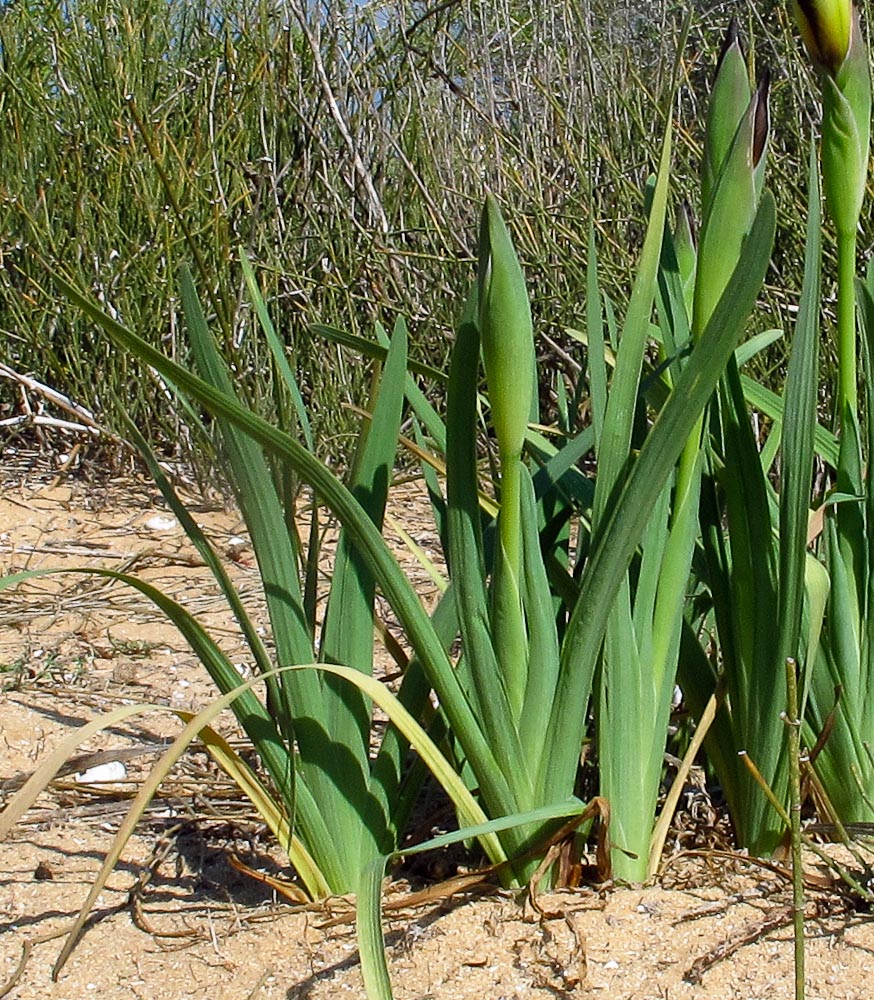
[499,451,523,580]
[494,450,527,722]
[785,658,806,1000]
[654,416,703,688]
[836,228,858,425]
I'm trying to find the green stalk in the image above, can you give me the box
[494,448,528,722]
[785,658,805,1000]
[499,451,523,581]
[836,228,858,423]
[651,423,701,692]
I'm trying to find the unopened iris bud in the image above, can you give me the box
[703,19,751,210]
[793,1,871,239]
[694,71,771,336]
[673,200,697,321]
[477,194,534,461]
[794,0,851,75]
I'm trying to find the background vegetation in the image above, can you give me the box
[0,0,848,469]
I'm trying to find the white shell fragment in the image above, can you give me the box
[74,760,128,784]
[144,515,177,532]
[225,535,249,558]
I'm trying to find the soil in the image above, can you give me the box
[2,455,874,1000]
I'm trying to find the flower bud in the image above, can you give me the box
[694,72,770,335]
[477,194,534,460]
[794,0,851,75]
[673,200,697,322]
[703,20,752,210]
[820,5,871,236]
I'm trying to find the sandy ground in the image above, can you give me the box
[2,461,874,1000]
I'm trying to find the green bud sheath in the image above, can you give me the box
[477,194,535,461]
[694,72,771,336]
[674,199,698,322]
[821,6,871,237]
[703,19,752,210]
